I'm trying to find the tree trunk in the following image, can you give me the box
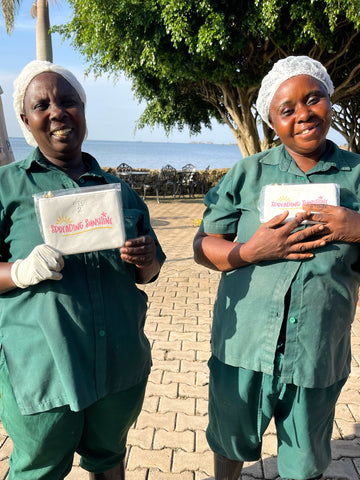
[331,104,360,154]
[36,0,53,62]
[0,86,15,165]
[211,84,273,158]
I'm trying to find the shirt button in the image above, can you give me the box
[99,330,106,337]
[289,317,297,324]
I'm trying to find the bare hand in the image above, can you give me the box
[240,210,327,263]
[302,204,360,244]
[120,235,157,268]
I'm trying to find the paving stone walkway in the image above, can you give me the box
[0,197,359,479]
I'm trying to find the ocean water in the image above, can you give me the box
[9,137,242,171]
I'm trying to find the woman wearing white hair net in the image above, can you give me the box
[193,55,360,480]
[0,60,165,479]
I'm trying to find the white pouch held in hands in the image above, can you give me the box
[33,184,126,255]
[259,183,340,223]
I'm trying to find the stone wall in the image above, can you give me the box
[102,167,230,196]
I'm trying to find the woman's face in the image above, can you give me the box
[269,75,332,161]
[21,72,86,163]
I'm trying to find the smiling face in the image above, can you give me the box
[21,72,86,165]
[269,75,332,169]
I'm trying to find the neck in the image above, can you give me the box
[45,153,88,180]
[60,163,88,180]
[291,155,319,173]
[286,142,327,173]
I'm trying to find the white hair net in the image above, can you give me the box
[13,60,87,147]
[256,56,334,128]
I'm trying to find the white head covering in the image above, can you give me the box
[256,55,334,128]
[13,60,87,147]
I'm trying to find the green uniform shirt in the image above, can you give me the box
[202,141,360,388]
[0,148,166,415]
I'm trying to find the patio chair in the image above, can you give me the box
[116,163,150,200]
[116,162,133,185]
[155,164,178,203]
[131,172,151,201]
[199,165,210,196]
[178,163,199,198]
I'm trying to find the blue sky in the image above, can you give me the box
[0,1,345,146]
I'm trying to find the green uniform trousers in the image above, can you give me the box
[207,354,346,480]
[0,356,147,480]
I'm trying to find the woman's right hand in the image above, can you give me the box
[240,210,326,264]
[10,244,64,289]
[193,210,326,272]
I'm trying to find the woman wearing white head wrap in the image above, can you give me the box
[194,56,360,480]
[256,55,334,128]
[13,59,87,147]
[0,61,165,480]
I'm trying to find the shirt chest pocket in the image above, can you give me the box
[123,209,145,240]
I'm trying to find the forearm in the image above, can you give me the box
[193,212,326,270]
[135,257,161,284]
[0,263,17,293]
[193,234,249,272]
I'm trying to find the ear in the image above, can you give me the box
[269,117,277,134]
[20,113,32,132]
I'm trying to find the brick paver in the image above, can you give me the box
[0,197,359,479]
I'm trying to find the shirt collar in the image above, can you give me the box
[19,147,106,178]
[260,140,351,174]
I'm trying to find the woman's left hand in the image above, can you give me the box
[302,204,360,243]
[120,235,161,284]
[120,235,157,267]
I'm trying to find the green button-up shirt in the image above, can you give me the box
[0,148,165,414]
[202,141,360,388]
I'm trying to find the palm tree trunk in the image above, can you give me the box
[36,0,53,62]
[0,86,15,165]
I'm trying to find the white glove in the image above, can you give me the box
[10,244,64,289]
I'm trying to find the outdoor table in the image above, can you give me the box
[117,171,150,176]
[117,171,151,200]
